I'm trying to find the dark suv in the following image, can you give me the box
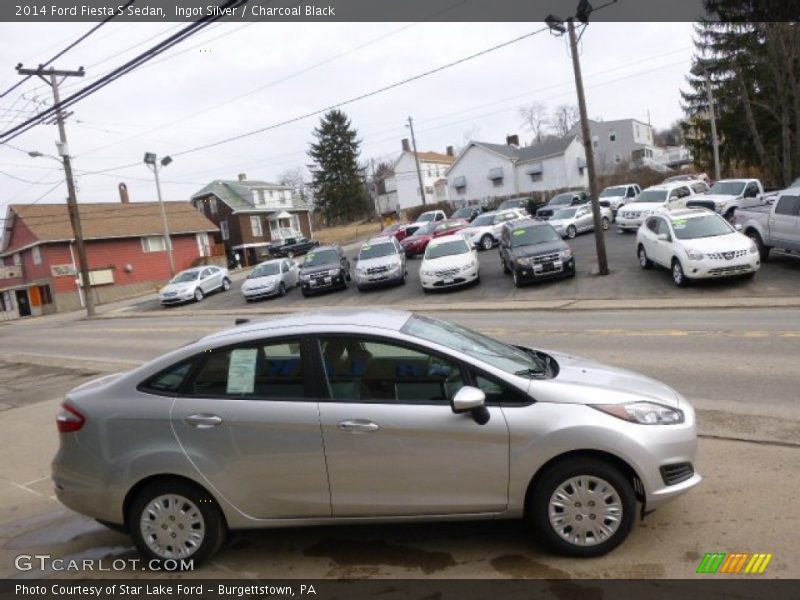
[535,191,589,220]
[298,245,351,297]
[499,219,575,287]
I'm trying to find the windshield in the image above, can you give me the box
[600,186,626,197]
[359,242,396,259]
[671,214,733,239]
[250,263,280,278]
[303,249,338,267]
[451,208,470,218]
[402,315,551,378]
[171,271,199,283]
[511,225,560,246]
[551,208,577,220]
[709,181,746,196]
[549,193,573,206]
[412,222,436,236]
[418,212,436,222]
[634,190,668,203]
[471,214,494,227]
[425,239,469,259]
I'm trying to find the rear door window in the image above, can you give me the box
[776,195,800,216]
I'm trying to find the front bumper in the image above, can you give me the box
[242,285,281,300]
[514,257,575,282]
[616,215,646,230]
[683,255,760,279]
[300,273,345,294]
[159,291,195,305]
[355,269,404,288]
[420,265,479,290]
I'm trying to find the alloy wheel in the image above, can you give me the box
[567,226,576,239]
[547,475,623,547]
[481,235,493,251]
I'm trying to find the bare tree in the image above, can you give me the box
[518,101,549,144]
[551,104,580,137]
[277,166,311,206]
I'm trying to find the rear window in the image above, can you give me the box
[139,361,193,396]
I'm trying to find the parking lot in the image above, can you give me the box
[129,228,800,314]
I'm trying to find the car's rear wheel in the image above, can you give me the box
[638,245,652,269]
[221,278,231,291]
[529,458,635,557]
[672,258,688,287]
[278,282,286,297]
[480,235,493,251]
[129,479,226,568]
[193,288,204,302]
[566,225,577,239]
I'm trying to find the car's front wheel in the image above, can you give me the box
[529,458,635,557]
[221,278,231,291]
[566,225,577,239]
[512,269,523,288]
[193,288,204,302]
[480,235,494,251]
[278,282,286,297]
[672,258,688,287]
[129,479,226,568]
[601,217,610,230]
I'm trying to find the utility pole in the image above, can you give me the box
[545,1,610,276]
[407,116,427,206]
[144,153,176,276]
[693,63,721,182]
[17,65,97,316]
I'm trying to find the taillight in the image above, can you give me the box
[57,404,85,433]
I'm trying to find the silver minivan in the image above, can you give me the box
[53,310,700,566]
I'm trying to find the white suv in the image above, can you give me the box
[636,209,760,287]
[616,182,699,232]
[459,208,527,250]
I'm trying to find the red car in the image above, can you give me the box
[400,219,469,257]
[381,223,410,241]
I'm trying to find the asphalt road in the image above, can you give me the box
[0,307,798,579]
[128,229,800,313]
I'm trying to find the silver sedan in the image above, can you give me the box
[241,259,299,301]
[52,310,700,566]
[158,266,230,305]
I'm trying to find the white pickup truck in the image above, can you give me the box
[686,178,766,219]
[734,189,800,260]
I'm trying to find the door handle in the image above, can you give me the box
[338,419,380,433]
[184,414,223,428]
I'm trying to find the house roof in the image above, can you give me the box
[447,134,580,173]
[415,151,455,163]
[3,201,217,252]
[191,179,310,212]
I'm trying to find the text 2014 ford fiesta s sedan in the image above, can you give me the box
[53,310,700,566]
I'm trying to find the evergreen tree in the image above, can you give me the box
[308,110,368,224]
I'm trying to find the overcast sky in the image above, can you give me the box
[0,21,695,214]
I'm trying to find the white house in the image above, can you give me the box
[376,140,455,215]
[446,134,588,204]
[569,118,661,174]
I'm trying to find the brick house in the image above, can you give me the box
[191,174,312,267]
[0,200,218,320]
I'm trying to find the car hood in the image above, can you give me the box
[621,202,665,213]
[357,256,397,269]
[159,281,195,294]
[548,218,573,227]
[402,234,432,245]
[701,193,738,204]
[422,253,474,269]
[510,240,566,258]
[534,349,680,408]
[242,274,281,288]
[679,232,751,253]
[300,264,337,275]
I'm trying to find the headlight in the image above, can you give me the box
[559,249,572,259]
[328,268,340,276]
[460,262,475,272]
[591,402,684,425]
[749,240,758,254]
[685,248,704,260]
[300,273,311,281]
[421,270,434,277]
[516,257,533,266]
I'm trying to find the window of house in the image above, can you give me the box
[529,173,542,182]
[425,186,434,194]
[196,233,211,257]
[31,246,41,265]
[12,253,21,266]
[209,197,218,214]
[257,190,266,205]
[37,284,52,305]
[609,131,617,142]
[1,291,13,312]
[614,153,622,163]
[188,340,305,399]
[141,236,167,252]
[320,337,464,403]
[220,220,230,241]
[251,216,263,237]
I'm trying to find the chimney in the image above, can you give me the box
[118,182,129,203]
[238,173,247,182]
[401,138,411,152]
[446,146,454,157]
[506,134,520,147]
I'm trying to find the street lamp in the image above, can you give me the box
[690,58,721,181]
[144,152,176,276]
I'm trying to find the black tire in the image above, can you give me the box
[502,258,510,274]
[746,230,770,261]
[221,278,231,292]
[278,282,286,297]
[345,271,352,282]
[128,479,226,568]
[193,288,204,302]
[512,269,524,288]
[566,225,577,239]
[529,457,636,558]
[301,289,310,298]
[637,245,653,270]
[671,258,688,287]
[480,235,494,251]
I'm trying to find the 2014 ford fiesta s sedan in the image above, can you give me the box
[52,310,700,566]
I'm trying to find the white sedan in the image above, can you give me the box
[420,234,480,291]
[636,209,760,287]
[549,204,612,239]
[159,266,230,305]
[241,259,299,301]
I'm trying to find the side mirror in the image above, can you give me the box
[657,233,669,242]
[452,385,485,412]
